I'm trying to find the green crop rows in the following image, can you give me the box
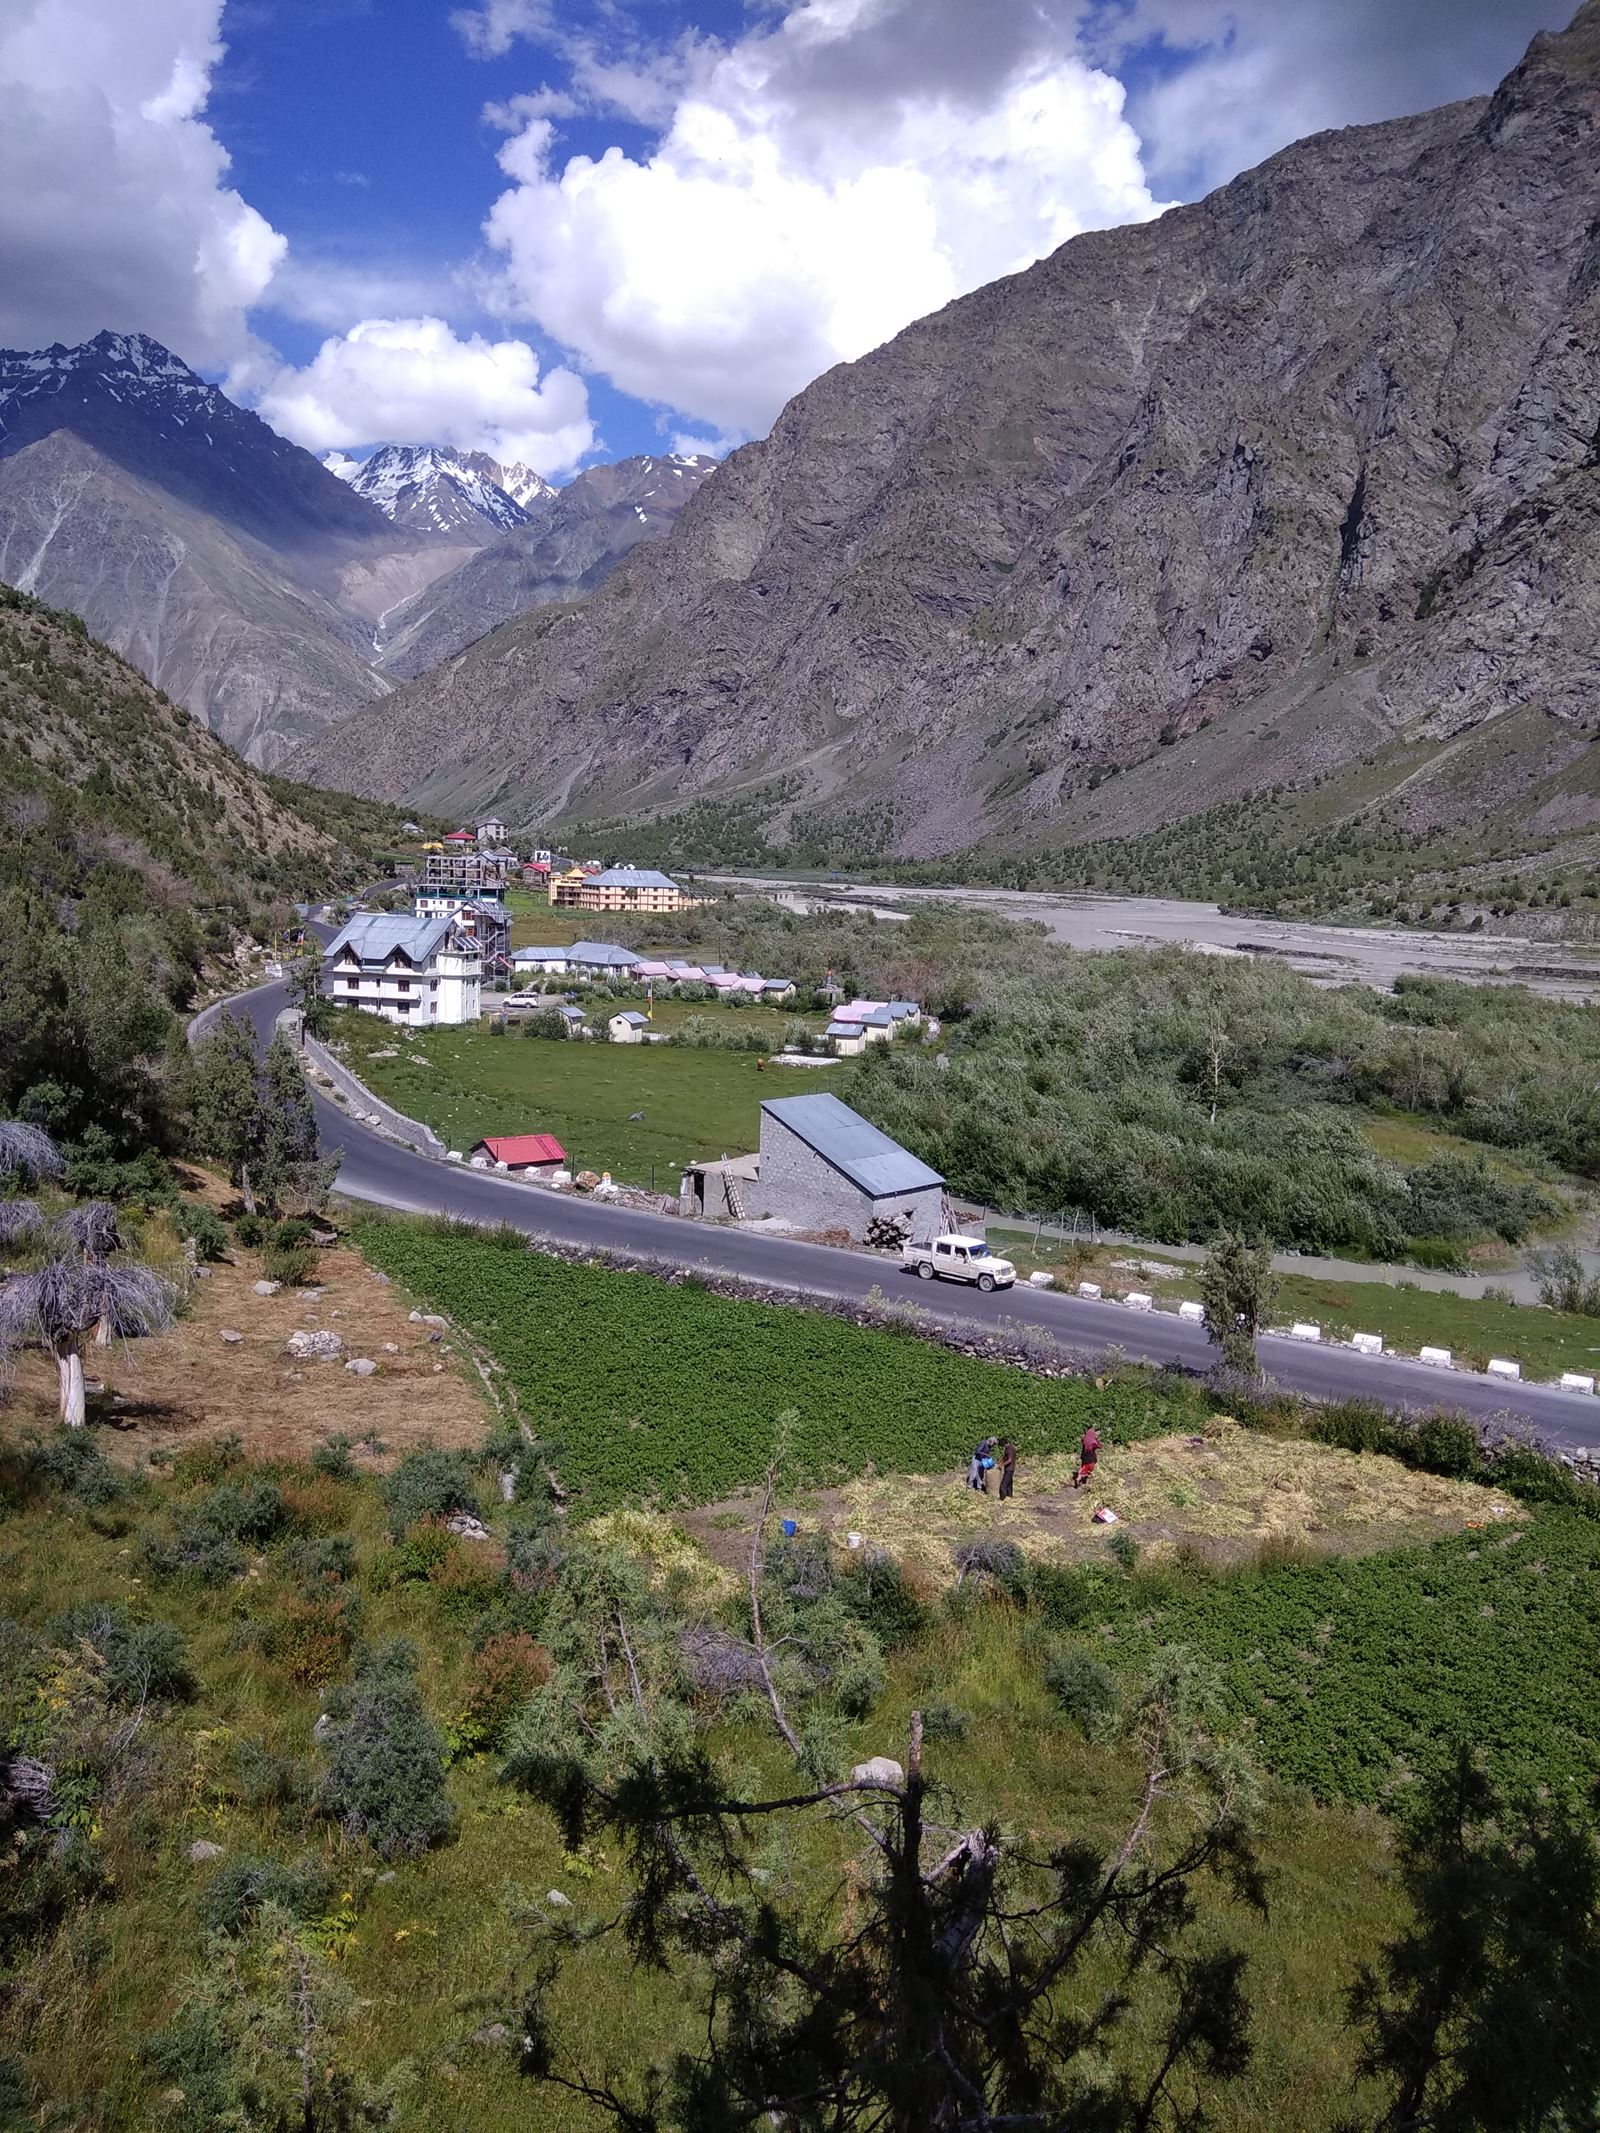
[1084,1512,1600,1801]
[355,1218,1201,1510]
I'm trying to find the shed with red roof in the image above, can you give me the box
[469,1132,568,1177]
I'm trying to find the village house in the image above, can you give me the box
[747,1094,945,1243]
[566,940,640,979]
[475,817,508,847]
[511,945,570,978]
[321,914,482,1026]
[608,1009,649,1043]
[468,1132,566,1179]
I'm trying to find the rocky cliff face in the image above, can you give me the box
[290,6,1600,858]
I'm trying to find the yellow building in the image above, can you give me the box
[575,866,693,914]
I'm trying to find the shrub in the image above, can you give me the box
[920,1697,972,1742]
[455,1630,551,1754]
[197,1853,333,1937]
[1108,1529,1141,1572]
[1044,1646,1118,1739]
[835,1652,886,1719]
[23,1428,127,1507]
[195,1479,285,1544]
[263,1242,316,1287]
[281,1535,356,1589]
[952,1538,1029,1599]
[277,1475,350,1535]
[141,1524,247,1587]
[264,1588,360,1687]
[1527,1246,1600,1317]
[370,1516,461,1591]
[174,1203,229,1263]
[233,1213,266,1248]
[838,1549,928,1651]
[273,1218,313,1250]
[48,1603,194,1705]
[1409,1415,1482,1480]
[317,1641,456,1857]
[381,1448,477,1538]
[310,1433,356,1481]
[1030,1563,1108,1630]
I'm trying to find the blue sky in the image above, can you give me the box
[0,0,1573,477]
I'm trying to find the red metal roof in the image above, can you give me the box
[444,829,476,843]
[474,1133,567,1166]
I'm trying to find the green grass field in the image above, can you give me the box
[329,1009,829,1183]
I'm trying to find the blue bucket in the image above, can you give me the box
[781,1518,797,1538]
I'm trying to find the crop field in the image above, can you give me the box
[329,1010,823,1183]
[1071,1508,1600,1800]
[352,1216,1209,1508]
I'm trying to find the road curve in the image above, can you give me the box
[195,970,1600,1454]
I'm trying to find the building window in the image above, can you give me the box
[345,978,359,990]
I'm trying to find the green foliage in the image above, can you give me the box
[196,1853,334,1937]
[1083,1510,1600,1800]
[173,1201,228,1263]
[1043,1645,1119,1740]
[1200,1229,1279,1373]
[261,1241,316,1286]
[355,1217,1195,1509]
[317,1640,457,1857]
[380,1447,478,1538]
[47,1603,194,1705]
[142,1477,285,1585]
[16,1427,127,1507]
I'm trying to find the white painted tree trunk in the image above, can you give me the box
[239,1160,256,1216]
[58,1347,86,1428]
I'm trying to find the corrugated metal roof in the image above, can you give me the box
[324,913,458,966]
[476,1133,566,1165]
[567,940,638,965]
[760,1094,943,1198]
[589,867,680,890]
[613,1009,648,1024]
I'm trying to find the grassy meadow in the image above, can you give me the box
[328,1005,822,1182]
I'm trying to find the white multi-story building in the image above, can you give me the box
[322,914,482,1026]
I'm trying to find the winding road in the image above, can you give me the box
[197,961,1600,1455]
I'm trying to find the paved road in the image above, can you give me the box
[195,966,1600,1454]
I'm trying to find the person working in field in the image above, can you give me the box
[967,1436,998,1491]
[1073,1425,1101,1489]
[998,1440,1017,1500]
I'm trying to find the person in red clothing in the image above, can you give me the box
[1073,1425,1102,1489]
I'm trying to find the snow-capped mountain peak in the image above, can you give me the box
[337,442,542,539]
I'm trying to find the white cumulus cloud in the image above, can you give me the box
[256,315,596,476]
[476,0,1164,437]
[0,0,284,365]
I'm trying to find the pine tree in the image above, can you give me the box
[190,1012,263,1211]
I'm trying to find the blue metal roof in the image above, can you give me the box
[613,1009,648,1024]
[589,868,679,890]
[759,1094,943,1199]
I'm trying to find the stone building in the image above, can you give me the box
[747,1094,944,1242]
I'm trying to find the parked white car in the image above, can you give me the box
[901,1234,1017,1291]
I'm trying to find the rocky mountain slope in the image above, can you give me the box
[291,5,1600,863]
[0,337,701,772]
[372,452,717,678]
[326,443,554,539]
